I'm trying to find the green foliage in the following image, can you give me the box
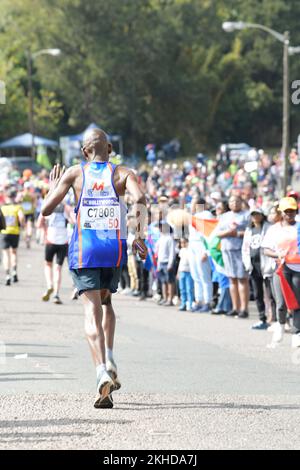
[0,0,300,154]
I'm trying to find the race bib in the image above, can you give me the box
[80,197,120,231]
[22,202,33,212]
[5,215,16,227]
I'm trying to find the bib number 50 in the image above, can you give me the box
[108,218,119,229]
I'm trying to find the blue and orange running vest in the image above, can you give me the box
[68,161,127,269]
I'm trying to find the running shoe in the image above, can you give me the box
[106,358,121,391]
[53,295,63,305]
[94,370,114,408]
[285,322,292,333]
[191,304,203,312]
[42,287,54,301]
[211,309,225,315]
[267,322,285,348]
[251,321,269,330]
[5,276,11,286]
[267,323,277,332]
[120,288,132,295]
[226,309,239,317]
[238,310,249,319]
[198,304,210,313]
[97,394,114,409]
[12,273,18,283]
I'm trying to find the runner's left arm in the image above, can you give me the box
[124,171,148,260]
[42,165,74,216]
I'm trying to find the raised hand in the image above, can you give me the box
[49,164,66,192]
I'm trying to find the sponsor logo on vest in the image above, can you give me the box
[92,181,105,191]
[88,181,110,197]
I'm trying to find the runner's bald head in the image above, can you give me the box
[82,128,112,161]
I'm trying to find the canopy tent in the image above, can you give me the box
[64,123,122,145]
[0,133,58,148]
[60,123,123,166]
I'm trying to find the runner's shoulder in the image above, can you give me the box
[113,165,137,194]
[114,165,136,181]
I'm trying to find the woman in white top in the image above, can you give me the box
[188,196,213,312]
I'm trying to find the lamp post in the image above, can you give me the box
[26,48,61,160]
[222,21,300,195]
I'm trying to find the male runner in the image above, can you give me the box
[38,200,73,304]
[21,182,36,249]
[42,128,147,408]
[1,189,25,285]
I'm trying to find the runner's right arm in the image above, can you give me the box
[0,208,6,231]
[42,165,76,216]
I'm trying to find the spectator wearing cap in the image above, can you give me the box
[242,207,271,329]
[263,197,300,348]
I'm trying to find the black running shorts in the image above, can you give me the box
[25,214,34,223]
[45,243,68,266]
[70,267,121,296]
[1,234,20,250]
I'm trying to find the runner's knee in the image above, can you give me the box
[101,291,112,306]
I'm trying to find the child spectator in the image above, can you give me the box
[177,238,194,311]
[156,222,176,306]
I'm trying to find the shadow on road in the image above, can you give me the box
[0,378,75,382]
[0,431,92,442]
[4,353,69,359]
[116,401,300,411]
[0,418,132,428]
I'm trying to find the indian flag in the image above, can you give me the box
[191,216,226,274]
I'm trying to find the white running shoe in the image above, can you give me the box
[267,322,285,348]
[267,323,277,333]
[285,322,292,333]
[120,287,132,295]
[291,334,300,349]
[106,358,121,391]
[94,370,114,408]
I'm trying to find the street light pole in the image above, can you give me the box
[222,22,300,195]
[26,50,35,160]
[282,31,290,194]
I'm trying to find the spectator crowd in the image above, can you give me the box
[1,146,300,349]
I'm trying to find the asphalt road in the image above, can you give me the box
[0,240,300,450]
